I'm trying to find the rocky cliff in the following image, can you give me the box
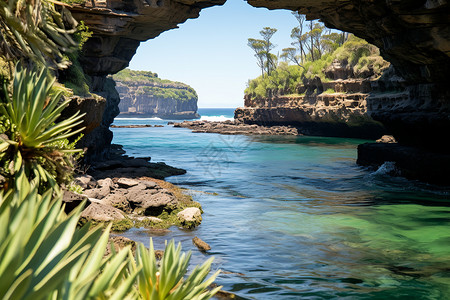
[112,69,199,119]
[235,88,385,140]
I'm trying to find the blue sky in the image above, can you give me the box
[128,0,300,108]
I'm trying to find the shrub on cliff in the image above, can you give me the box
[245,35,389,99]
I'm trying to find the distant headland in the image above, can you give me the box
[112,69,200,119]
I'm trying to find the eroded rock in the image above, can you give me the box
[177,207,202,229]
[81,202,125,222]
[117,177,140,188]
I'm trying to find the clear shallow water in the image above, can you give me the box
[112,110,450,299]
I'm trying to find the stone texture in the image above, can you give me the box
[73,174,97,189]
[62,190,88,214]
[102,193,131,212]
[236,93,386,140]
[177,207,202,228]
[83,184,111,200]
[193,236,211,251]
[105,236,137,256]
[117,178,140,188]
[140,191,177,209]
[81,202,125,221]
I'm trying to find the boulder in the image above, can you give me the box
[81,203,125,222]
[73,175,97,189]
[140,191,177,210]
[102,193,131,212]
[83,185,110,200]
[105,236,137,256]
[177,207,202,229]
[193,236,211,252]
[62,190,88,214]
[97,178,115,189]
[117,177,140,188]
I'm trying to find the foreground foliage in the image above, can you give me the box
[0,170,137,300]
[137,240,220,300]
[0,64,85,189]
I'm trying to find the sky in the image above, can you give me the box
[128,0,300,108]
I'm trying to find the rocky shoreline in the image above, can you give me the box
[172,120,300,135]
[63,146,203,232]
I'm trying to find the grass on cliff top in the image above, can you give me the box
[245,35,390,100]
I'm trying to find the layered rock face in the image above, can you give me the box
[248,0,450,152]
[68,0,224,160]
[235,90,386,140]
[237,55,387,139]
[116,82,199,119]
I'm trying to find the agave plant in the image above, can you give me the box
[136,239,221,300]
[0,0,77,69]
[0,64,85,188]
[0,168,139,300]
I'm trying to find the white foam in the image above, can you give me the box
[115,117,162,121]
[200,115,234,122]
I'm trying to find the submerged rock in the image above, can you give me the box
[193,236,211,252]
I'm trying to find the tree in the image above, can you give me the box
[281,47,304,69]
[248,27,278,77]
[290,12,306,64]
[248,38,265,77]
[260,27,277,76]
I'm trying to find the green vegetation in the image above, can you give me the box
[248,27,278,77]
[0,64,85,189]
[113,69,198,102]
[136,239,220,300]
[246,29,389,99]
[59,21,93,96]
[1,1,220,298]
[0,0,77,69]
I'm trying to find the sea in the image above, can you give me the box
[112,108,450,299]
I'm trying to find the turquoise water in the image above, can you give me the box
[112,109,450,299]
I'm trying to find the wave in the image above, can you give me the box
[373,161,397,176]
[200,115,234,122]
[115,117,162,121]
